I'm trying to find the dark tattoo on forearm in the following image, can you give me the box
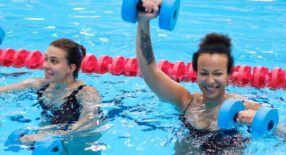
[139,29,154,65]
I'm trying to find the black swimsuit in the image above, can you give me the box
[179,100,249,154]
[37,84,85,125]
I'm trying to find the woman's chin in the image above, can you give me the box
[203,91,219,99]
[43,77,52,83]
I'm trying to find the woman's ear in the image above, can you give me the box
[69,64,76,73]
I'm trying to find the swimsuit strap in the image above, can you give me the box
[182,95,194,115]
[64,85,86,100]
[36,84,49,98]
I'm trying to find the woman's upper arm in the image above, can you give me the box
[77,86,101,116]
[0,78,43,93]
[143,67,193,110]
[230,94,260,110]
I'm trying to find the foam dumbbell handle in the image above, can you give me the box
[218,99,245,129]
[32,136,63,155]
[251,107,279,137]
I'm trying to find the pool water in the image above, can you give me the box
[0,0,286,154]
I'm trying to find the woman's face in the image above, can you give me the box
[43,45,75,84]
[196,53,229,101]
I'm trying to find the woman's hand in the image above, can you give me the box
[20,132,46,143]
[138,0,162,23]
[236,109,257,125]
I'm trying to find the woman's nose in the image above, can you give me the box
[43,60,50,69]
[205,75,215,84]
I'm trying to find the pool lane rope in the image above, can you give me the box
[0,48,286,90]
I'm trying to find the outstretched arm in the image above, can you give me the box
[136,0,191,110]
[0,78,43,93]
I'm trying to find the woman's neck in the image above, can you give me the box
[203,93,227,110]
[53,78,76,90]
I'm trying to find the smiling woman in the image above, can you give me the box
[0,38,103,154]
[134,0,286,154]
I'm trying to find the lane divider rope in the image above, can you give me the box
[0,48,285,90]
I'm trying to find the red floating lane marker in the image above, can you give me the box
[267,67,285,90]
[81,55,97,73]
[283,70,286,90]
[2,48,286,90]
[124,58,138,76]
[25,50,42,69]
[0,48,16,67]
[109,56,125,75]
[158,60,174,76]
[13,49,30,68]
[230,66,252,87]
[170,61,186,82]
[96,55,113,74]
[251,66,269,88]
[185,62,196,82]
[37,54,45,69]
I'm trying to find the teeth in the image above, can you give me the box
[205,86,218,91]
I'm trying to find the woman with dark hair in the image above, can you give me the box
[1,38,102,154]
[135,0,286,154]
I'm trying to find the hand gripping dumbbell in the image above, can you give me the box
[5,128,63,154]
[121,0,180,31]
[218,98,279,137]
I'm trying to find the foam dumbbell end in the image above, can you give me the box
[121,0,139,23]
[4,128,32,152]
[218,99,245,129]
[32,136,63,155]
[159,0,180,31]
[251,107,279,137]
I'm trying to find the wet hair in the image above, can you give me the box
[50,38,86,79]
[192,33,234,75]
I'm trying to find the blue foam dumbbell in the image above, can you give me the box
[32,136,63,155]
[0,26,4,44]
[121,0,180,31]
[4,128,33,152]
[5,128,63,154]
[218,98,279,137]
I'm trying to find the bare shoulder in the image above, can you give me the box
[77,84,101,102]
[28,78,44,89]
[179,92,197,112]
[82,85,100,95]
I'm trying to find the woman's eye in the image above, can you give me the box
[51,59,59,64]
[214,72,223,76]
[199,72,208,76]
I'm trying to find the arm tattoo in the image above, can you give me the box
[139,29,154,65]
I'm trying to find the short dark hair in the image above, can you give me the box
[50,38,86,79]
[192,33,234,75]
